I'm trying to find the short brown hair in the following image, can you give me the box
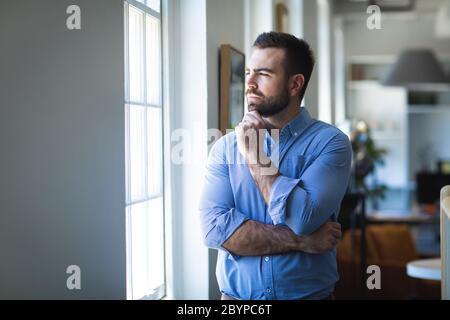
[253,32,315,101]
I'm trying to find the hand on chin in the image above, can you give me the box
[235,110,267,165]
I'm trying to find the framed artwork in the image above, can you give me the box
[276,3,289,33]
[220,44,246,134]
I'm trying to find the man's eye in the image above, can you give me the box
[259,73,269,76]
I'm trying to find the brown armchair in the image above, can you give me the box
[335,224,440,299]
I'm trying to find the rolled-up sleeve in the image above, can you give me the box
[199,136,249,250]
[267,133,352,236]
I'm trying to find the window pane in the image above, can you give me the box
[129,105,147,201]
[125,105,130,202]
[128,197,164,299]
[147,107,162,196]
[125,0,164,301]
[129,6,145,103]
[146,197,164,292]
[146,14,161,106]
[146,0,160,13]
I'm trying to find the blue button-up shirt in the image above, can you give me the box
[199,107,352,300]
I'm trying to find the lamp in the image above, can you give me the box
[381,49,450,90]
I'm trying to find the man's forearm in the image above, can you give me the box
[223,220,304,256]
[222,219,342,256]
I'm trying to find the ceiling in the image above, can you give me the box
[334,0,445,16]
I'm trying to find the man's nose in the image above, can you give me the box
[246,77,257,92]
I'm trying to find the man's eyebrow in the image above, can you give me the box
[245,67,275,73]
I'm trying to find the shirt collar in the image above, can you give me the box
[281,107,314,139]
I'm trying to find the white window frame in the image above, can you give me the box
[124,0,165,300]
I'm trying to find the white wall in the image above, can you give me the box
[167,0,210,300]
[244,0,276,58]
[317,0,333,124]
[343,14,450,57]
[0,0,126,299]
[287,0,303,38]
[409,112,450,178]
[302,0,319,119]
[206,0,245,300]
[166,0,246,300]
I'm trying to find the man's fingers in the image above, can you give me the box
[327,222,341,229]
[243,119,262,131]
[247,110,263,120]
[237,121,257,132]
[242,112,265,130]
[327,222,341,233]
[245,112,265,126]
[330,228,342,240]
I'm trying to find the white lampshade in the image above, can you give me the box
[381,49,449,90]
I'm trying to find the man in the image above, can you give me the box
[199,32,352,300]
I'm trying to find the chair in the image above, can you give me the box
[336,192,367,297]
[336,224,441,299]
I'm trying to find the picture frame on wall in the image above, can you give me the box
[220,44,246,134]
[276,3,289,33]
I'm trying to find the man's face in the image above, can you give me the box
[245,47,290,117]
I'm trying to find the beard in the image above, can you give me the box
[247,87,290,117]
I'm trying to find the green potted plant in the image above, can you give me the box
[350,120,388,210]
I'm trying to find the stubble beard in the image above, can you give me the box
[247,87,290,117]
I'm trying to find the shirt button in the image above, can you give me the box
[264,257,270,262]
[294,132,298,136]
[266,288,272,293]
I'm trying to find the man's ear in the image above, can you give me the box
[289,74,305,97]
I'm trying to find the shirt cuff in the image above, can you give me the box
[213,208,249,254]
[267,175,300,225]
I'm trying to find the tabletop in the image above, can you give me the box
[407,258,441,281]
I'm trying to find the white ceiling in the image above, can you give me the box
[335,0,445,15]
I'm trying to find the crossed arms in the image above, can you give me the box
[199,131,352,257]
[222,219,342,256]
